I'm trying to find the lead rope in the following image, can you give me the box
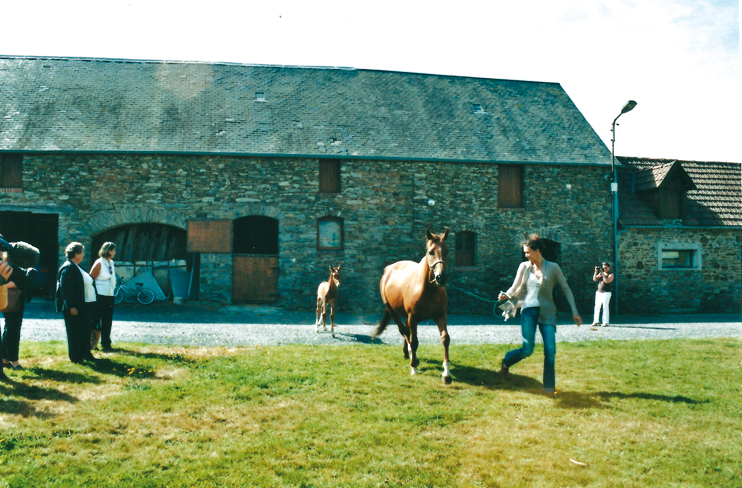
[446,283,505,317]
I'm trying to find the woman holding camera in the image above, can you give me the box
[592,262,614,327]
[498,234,582,393]
[56,242,98,364]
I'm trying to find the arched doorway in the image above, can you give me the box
[92,223,188,262]
[232,216,279,303]
[92,223,192,300]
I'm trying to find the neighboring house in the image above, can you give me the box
[0,55,614,313]
[616,156,742,313]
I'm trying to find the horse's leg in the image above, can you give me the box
[407,316,420,375]
[321,302,328,331]
[388,308,411,359]
[329,301,336,338]
[435,316,452,384]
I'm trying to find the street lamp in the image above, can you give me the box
[610,100,637,317]
[611,100,637,176]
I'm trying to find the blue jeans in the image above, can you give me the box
[503,307,557,390]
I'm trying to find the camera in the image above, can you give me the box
[0,234,40,285]
[595,265,602,272]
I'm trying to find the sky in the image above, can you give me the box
[1,0,739,162]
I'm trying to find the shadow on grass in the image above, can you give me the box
[553,390,708,409]
[415,357,546,391]
[0,377,79,418]
[334,332,382,344]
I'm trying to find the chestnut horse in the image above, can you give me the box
[373,228,452,383]
[315,265,341,337]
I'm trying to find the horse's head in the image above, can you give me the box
[329,265,341,288]
[425,228,449,287]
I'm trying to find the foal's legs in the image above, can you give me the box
[329,301,336,337]
[315,298,322,332]
[435,316,452,384]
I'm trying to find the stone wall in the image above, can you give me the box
[618,227,742,313]
[2,153,614,314]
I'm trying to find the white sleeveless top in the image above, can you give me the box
[522,268,543,309]
[93,257,117,296]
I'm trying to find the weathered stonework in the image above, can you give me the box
[618,228,742,313]
[3,153,613,314]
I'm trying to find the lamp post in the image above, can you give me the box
[610,100,637,317]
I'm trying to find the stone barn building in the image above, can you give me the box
[0,55,615,314]
[616,157,741,313]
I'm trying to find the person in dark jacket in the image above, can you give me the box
[56,242,98,364]
[0,260,14,382]
[1,252,34,372]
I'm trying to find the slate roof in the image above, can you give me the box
[616,156,742,227]
[632,160,696,192]
[0,55,611,165]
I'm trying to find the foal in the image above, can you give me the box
[315,265,341,337]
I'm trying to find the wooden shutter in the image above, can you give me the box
[187,219,232,253]
[1,154,23,189]
[319,159,340,193]
[498,164,523,208]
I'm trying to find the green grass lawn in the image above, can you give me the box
[1,338,740,487]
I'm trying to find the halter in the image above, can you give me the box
[428,259,446,283]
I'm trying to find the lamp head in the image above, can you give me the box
[621,100,637,114]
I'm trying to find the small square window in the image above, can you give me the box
[473,104,486,114]
[255,92,266,102]
[658,242,701,270]
[318,217,343,250]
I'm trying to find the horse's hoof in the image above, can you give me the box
[442,375,452,384]
[332,333,335,338]
[410,368,417,375]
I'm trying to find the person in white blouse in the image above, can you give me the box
[90,242,117,351]
[55,242,98,364]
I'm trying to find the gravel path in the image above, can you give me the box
[18,301,742,348]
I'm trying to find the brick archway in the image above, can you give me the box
[81,206,189,236]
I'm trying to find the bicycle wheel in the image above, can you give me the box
[137,288,156,305]
[114,287,125,305]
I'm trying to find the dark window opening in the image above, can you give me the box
[521,238,561,263]
[661,249,697,269]
[233,216,279,255]
[319,159,341,193]
[498,164,523,208]
[92,224,188,262]
[455,231,476,266]
[317,217,343,250]
[1,153,23,189]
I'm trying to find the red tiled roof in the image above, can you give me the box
[616,156,741,227]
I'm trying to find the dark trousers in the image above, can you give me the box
[96,295,115,348]
[1,302,26,362]
[63,303,94,362]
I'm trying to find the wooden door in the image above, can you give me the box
[232,254,279,303]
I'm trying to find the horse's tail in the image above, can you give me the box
[372,309,392,340]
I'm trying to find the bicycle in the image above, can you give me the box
[114,279,156,305]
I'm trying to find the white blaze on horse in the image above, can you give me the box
[373,228,452,384]
[315,265,341,337]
